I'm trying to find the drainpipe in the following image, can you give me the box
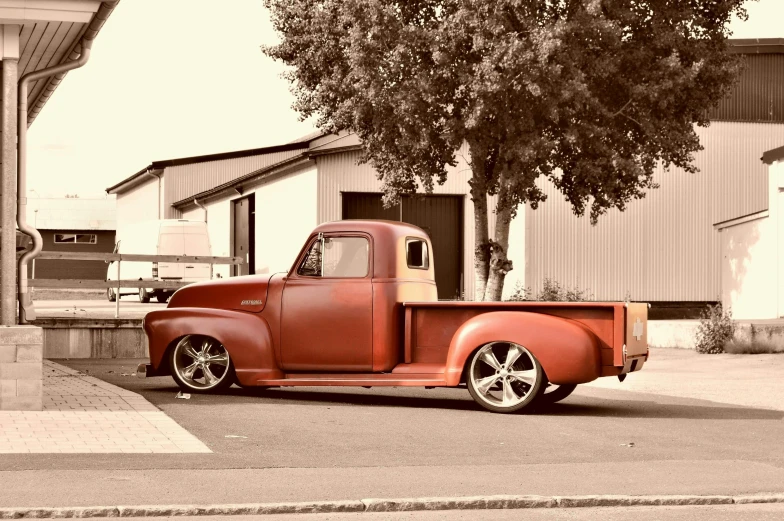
[194,198,208,223]
[17,41,93,323]
[142,169,162,219]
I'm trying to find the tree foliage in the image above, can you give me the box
[263,0,751,300]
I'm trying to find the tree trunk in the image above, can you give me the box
[468,140,491,301]
[483,170,514,302]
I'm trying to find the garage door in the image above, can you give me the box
[342,192,463,300]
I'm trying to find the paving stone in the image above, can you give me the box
[0,360,210,454]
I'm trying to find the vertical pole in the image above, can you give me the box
[1,32,19,325]
[115,260,121,319]
[209,262,213,280]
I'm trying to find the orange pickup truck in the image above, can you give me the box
[139,220,648,413]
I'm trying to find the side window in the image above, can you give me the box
[406,238,429,269]
[297,236,369,278]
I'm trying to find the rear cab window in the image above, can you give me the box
[406,238,429,269]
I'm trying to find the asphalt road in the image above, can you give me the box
[2,354,783,508]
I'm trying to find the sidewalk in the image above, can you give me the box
[0,360,209,454]
[584,348,784,411]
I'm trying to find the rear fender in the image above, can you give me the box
[444,311,602,386]
[143,308,282,384]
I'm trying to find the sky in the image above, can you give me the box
[25,0,784,199]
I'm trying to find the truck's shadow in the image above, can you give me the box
[146,384,784,421]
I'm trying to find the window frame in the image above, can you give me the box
[294,233,372,280]
[405,236,430,270]
[53,233,98,245]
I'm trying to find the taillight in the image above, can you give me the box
[152,262,158,278]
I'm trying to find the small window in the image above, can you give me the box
[406,238,429,269]
[298,236,369,278]
[54,233,97,244]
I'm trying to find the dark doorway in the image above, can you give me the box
[232,194,255,276]
[342,192,463,300]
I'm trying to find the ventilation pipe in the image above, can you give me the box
[17,42,93,323]
[193,199,208,223]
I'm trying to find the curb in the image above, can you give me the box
[1,493,782,518]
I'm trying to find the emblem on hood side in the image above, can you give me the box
[241,299,263,306]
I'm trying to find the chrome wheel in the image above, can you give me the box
[466,342,543,413]
[171,335,233,392]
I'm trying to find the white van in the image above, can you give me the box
[106,219,212,303]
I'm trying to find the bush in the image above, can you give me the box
[506,277,593,302]
[694,302,735,354]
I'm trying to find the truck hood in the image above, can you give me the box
[167,274,273,313]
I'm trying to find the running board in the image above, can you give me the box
[257,373,448,387]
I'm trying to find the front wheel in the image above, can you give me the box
[107,287,116,302]
[139,287,150,303]
[170,335,235,393]
[466,342,544,414]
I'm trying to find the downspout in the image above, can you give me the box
[194,198,208,223]
[17,41,93,323]
[142,170,161,219]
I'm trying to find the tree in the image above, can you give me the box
[263,0,751,301]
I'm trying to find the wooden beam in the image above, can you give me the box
[35,251,243,264]
[29,279,194,289]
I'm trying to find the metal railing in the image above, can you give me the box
[30,251,244,318]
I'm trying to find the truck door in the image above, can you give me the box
[281,234,373,371]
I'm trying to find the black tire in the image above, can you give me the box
[169,335,235,393]
[139,288,150,303]
[156,293,169,303]
[537,384,578,405]
[465,342,544,414]
[107,287,116,302]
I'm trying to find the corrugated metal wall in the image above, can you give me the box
[525,121,783,302]
[163,148,307,218]
[709,54,784,123]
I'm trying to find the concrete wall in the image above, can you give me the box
[719,215,776,319]
[0,326,43,411]
[35,319,147,359]
[254,165,318,275]
[116,177,160,240]
[186,164,319,278]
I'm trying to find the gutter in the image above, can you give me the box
[25,1,120,127]
[17,0,119,323]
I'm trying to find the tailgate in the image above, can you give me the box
[617,302,648,374]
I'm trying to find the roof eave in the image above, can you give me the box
[27,0,121,128]
[173,154,313,209]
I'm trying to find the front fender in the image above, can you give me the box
[143,307,283,385]
[444,311,601,386]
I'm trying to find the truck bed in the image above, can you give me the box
[402,301,648,376]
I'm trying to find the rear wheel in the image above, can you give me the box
[170,335,234,393]
[537,384,578,405]
[466,342,544,413]
[156,293,169,303]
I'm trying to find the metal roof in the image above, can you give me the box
[106,140,319,194]
[0,1,121,128]
[26,196,116,230]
